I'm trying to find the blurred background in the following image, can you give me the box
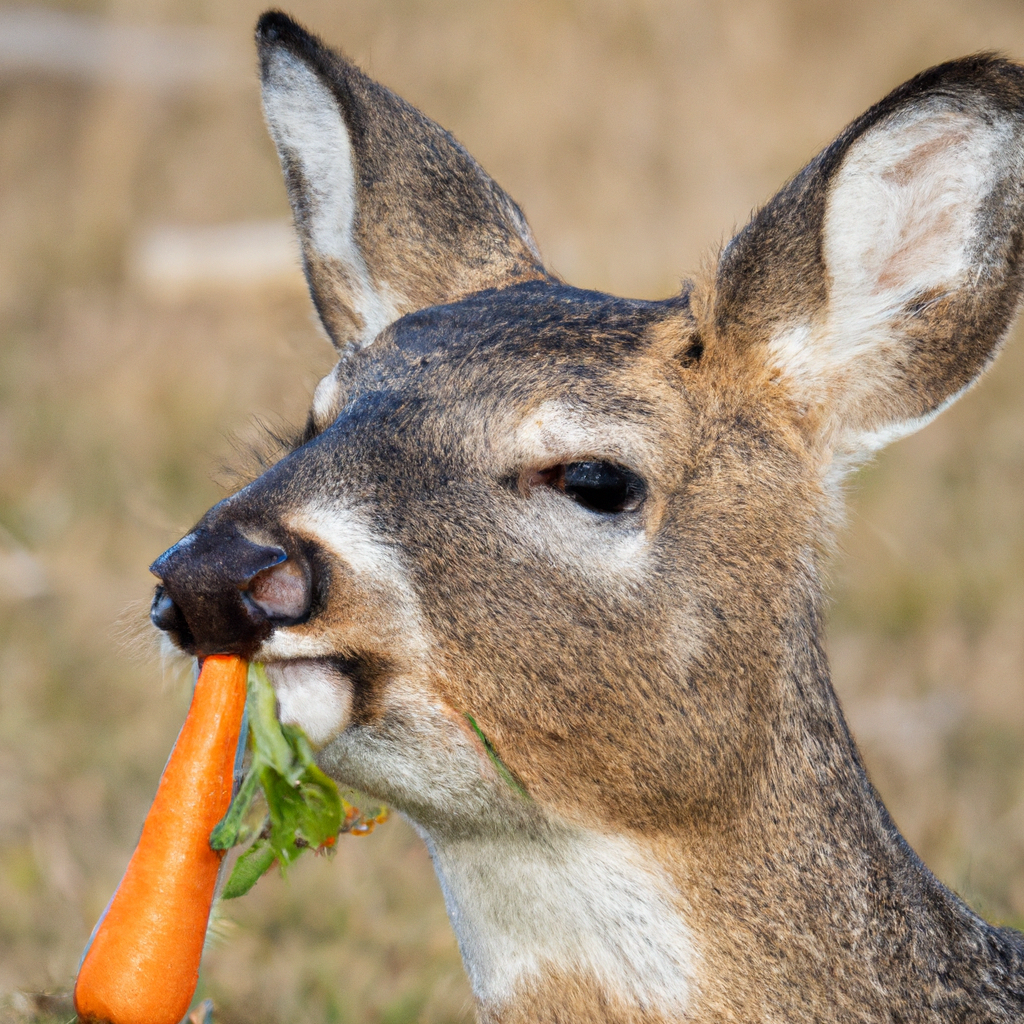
[2,0,1024,1021]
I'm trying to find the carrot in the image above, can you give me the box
[74,654,249,1024]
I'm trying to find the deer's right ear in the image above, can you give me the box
[712,56,1024,469]
[256,11,546,353]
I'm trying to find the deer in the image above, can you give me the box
[147,11,1024,1023]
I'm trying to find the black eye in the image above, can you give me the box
[529,461,647,514]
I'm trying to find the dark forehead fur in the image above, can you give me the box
[321,281,697,429]
[373,281,692,372]
[388,281,691,354]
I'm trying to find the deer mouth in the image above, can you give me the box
[261,657,357,748]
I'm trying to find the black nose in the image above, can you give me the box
[149,519,307,657]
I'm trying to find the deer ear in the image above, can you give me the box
[713,56,1024,466]
[256,11,546,353]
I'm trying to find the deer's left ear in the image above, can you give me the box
[712,56,1024,465]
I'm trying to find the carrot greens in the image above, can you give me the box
[212,663,387,899]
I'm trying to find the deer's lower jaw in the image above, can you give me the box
[258,652,703,1016]
[257,650,533,833]
[273,658,704,1019]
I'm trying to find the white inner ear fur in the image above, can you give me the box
[261,48,398,348]
[769,103,1013,456]
[827,107,1007,317]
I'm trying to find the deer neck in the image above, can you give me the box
[676,629,1014,1021]
[420,818,699,1024]
[418,638,1017,1023]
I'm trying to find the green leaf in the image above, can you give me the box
[464,713,530,800]
[210,661,388,898]
[248,663,300,780]
[259,765,304,868]
[281,722,317,768]
[293,764,343,848]
[210,765,262,851]
[221,838,276,899]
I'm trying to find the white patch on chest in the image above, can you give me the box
[424,824,698,1016]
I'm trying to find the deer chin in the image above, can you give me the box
[252,646,523,833]
[263,658,354,748]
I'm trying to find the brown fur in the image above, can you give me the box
[148,15,1024,1022]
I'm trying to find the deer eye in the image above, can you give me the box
[529,461,647,514]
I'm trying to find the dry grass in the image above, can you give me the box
[1,0,1023,1020]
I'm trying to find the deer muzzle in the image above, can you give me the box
[149,519,312,658]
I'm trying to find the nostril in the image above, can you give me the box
[246,558,311,622]
[150,586,184,632]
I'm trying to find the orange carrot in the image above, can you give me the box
[75,654,249,1024]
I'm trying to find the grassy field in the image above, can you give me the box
[1,0,1024,1020]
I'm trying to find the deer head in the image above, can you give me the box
[150,13,1024,1022]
